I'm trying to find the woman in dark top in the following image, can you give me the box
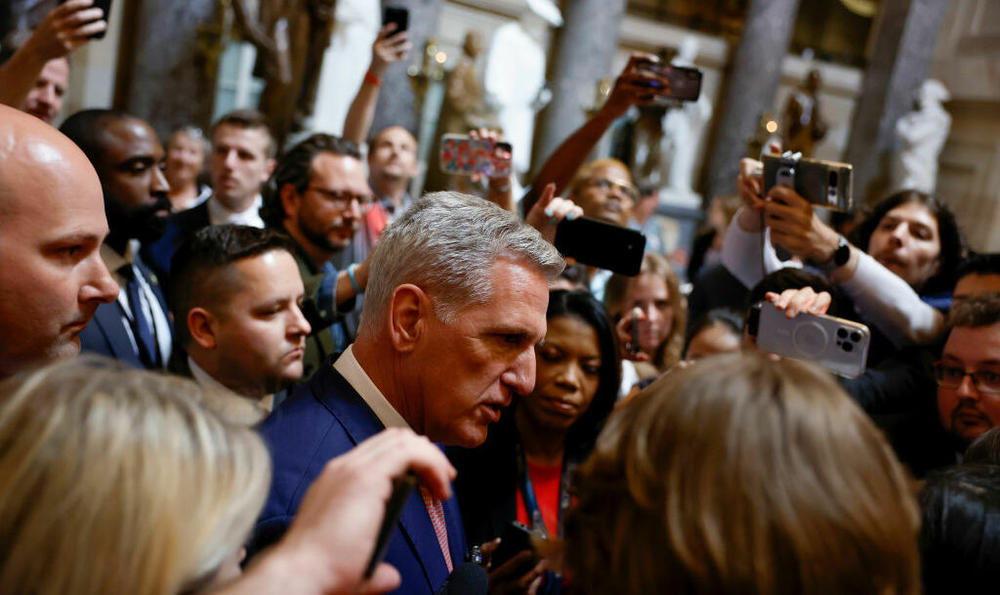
[449,290,620,590]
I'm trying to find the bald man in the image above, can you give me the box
[0,104,118,377]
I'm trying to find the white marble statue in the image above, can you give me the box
[484,0,562,178]
[660,37,712,206]
[890,79,951,194]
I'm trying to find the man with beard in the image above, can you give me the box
[260,133,371,378]
[60,109,173,369]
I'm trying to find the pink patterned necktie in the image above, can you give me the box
[420,486,454,573]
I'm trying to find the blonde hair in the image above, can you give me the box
[567,158,632,198]
[0,357,271,595]
[604,252,687,370]
[565,352,920,595]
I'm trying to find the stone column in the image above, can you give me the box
[844,0,949,203]
[114,0,218,138]
[370,0,444,137]
[703,0,801,202]
[531,0,627,173]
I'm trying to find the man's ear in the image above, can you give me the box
[388,284,430,353]
[263,157,277,181]
[188,307,218,350]
[279,183,300,221]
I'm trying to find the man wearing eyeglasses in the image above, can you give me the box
[935,293,1000,447]
[260,133,372,379]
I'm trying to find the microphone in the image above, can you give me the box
[436,562,488,595]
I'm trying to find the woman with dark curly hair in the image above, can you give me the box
[449,289,620,592]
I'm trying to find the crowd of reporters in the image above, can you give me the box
[4,1,1000,594]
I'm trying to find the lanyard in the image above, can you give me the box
[515,441,574,538]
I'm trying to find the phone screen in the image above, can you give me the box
[554,217,646,276]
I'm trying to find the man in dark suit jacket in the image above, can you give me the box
[60,109,174,370]
[250,192,565,593]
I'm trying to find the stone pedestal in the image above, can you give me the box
[703,0,801,202]
[844,0,949,204]
[530,0,626,174]
[114,0,218,138]
[370,0,444,138]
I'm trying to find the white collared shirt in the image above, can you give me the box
[333,344,410,430]
[207,193,265,228]
[188,356,275,413]
[102,241,172,367]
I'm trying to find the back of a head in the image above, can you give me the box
[919,464,1000,593]
[358,192,564,336]
[565,351,920,595]
[0,357,271,595]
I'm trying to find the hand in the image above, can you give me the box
[615,307,652,363]
[601,53,670,120]
[736,158,766,212]
[273,428,456,595]
[762,185,841,263]
[525,183,582,244]
[765,287,832,318]
[468,128,511,186]
[370,23,411,76]
[482,538,544,595]
[21,0,107,62]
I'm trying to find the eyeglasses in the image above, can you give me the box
[586,177,638,202]
[933,362,1000,394]
[306,186,372,210]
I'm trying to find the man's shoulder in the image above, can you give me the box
[171,200,211,232]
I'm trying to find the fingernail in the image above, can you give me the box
[544,207,554,217]
[567,211,578,220]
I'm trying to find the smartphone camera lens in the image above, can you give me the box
[842,342,854,352]
[837,328,847,339]
[829,171,839,187]
[850,331,862,342]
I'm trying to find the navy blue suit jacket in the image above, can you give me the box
[79,255,169,369]
[250,363,467,594]
[144,201,210,279]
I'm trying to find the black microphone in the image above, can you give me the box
[436,562,488,595]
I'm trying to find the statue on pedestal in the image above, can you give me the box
[231,0,336,146]
[484,0,562,181]
[890,79,951,194]
[781,69,827,157]
[659,37,712,205]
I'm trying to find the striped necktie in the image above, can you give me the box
[420,486,453,573]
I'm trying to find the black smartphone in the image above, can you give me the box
[59,0,112,39]
[554,217,646,276]
[383,6,409,33]
[491,521,535,569]
[638,60,702,102]
[761,154,854,212]
[364,473,417,578]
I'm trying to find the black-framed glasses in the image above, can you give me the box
[933,361,1000,394]
[586,177,638,202]
[306,186,372,210]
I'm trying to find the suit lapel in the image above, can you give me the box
[92,302,144,368]
[311,366,453,590]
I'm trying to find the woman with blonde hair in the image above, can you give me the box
[564,351,921,594]
[0,357,270,595]
[604,252,687,392]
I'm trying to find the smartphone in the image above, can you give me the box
[491,521,535,570]
[748,301,871,378]
[554,217,646,276]
[638,60,703,102]
[630,311,641,356]
[439,134,513,178]
[364,473,417,578]
[60,0,112,39]
[761,154,854,212]
[383,6,409,33]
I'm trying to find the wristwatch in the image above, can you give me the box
[815,234,850,274]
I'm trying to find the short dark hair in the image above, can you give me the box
[210,109,277,158]
[947,292,1000,330]
[957,253,1000,282]
[167,225,298,347]
[58,108,132,168]
[848,189,965,295]
[919,464,1000,593]
[260,133,362,228]
[745,268,851,319]
[684,307,744,356]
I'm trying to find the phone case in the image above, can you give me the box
[554,217,646,276]
[439,134,512,178]
[753,302,870,378]
[762,154,854,212]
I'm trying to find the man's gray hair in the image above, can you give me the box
[359,192,564,335]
